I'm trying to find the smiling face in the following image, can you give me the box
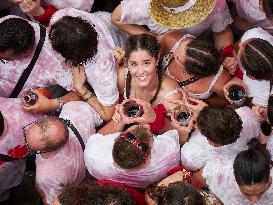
[239,178,272,203]
[127,49,158,88]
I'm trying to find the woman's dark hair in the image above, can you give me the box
[240,39,273,80]
[147,181,205,205]
[263,0,273,21]
[197,105,243,146]
[112,126,151,169]
[124,34,162,104]
[184,39,222,78]
[268,95,273,126]
[0,111,4,136]
[49,16,98,66]
[0,18,35,55]
[234,138,273,186]
[58,181,136,205]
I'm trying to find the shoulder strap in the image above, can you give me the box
[60,118,85,151]
[0,153,18,162]
[9,24,46,98]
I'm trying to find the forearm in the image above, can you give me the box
[112,4,153,36]
[84,92,117,122]
[98,120,125,135]
[50,91,82,111]
[213,26,234,50]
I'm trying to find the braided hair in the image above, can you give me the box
[184,39,222,78]
[240,39,273,81]
[124,34,162,104]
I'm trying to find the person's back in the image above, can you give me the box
[25,102,98,204]
[181,105,259,171]
[0,97,42,202]
[0,16,72,97]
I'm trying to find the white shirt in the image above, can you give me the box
[232,0,273,34]
[203,159,273,205]
[84,129,180,189]
[35,102,98,204]
[50,9,127,106]
[120,0,233,36]
[240,27,273,107]
[180,106,259,171]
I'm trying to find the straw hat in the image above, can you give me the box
[150,0,217,29]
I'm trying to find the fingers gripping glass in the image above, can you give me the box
[116,132,149,158]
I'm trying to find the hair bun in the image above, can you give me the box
[247,138,261,151]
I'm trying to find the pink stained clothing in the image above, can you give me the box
[203,159,273,204]
[84,129,181,189]
[35,101,100,205]
[266,135,273,160]
[231,0,273,34]
[0,15,73,98]
[0,97,42,201]
[50,9,127,106]
[45,0,94,12]
[120,0,233,36]
[180,106,259,171]
[240,27,273,107]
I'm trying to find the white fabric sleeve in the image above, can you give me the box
[210,0,233,32]
[120,0,150,25]
[45,0,94,11]
[180,131,210,171]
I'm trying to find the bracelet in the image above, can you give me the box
[83,92,93,102]
[56,97,64,112]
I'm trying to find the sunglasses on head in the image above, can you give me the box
[116,132,149,158]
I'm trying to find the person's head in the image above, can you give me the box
[49,16,98,66]
[147,181,205,205]
[0,18,35,61]
[197,105,243,146]
[261,0,273,22]
[53,181,137,205]
[173,38,222,79]
[125,34,160,88]
[24,116,69,153]
[239,38,273,80]
[268,95,273,126]
[112,124,153,170]
[234,138,273,203]
[0,111,4,137]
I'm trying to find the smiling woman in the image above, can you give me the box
[116,34,184,134]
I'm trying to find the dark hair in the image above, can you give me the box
[240,39,273,80]
[112,126,151,169]
[197,106,243,146]
[268,95,273,126]
[0,111,4,136]
[124,34,162,104]
[147,181,205,205]
[234,138,273,186]
[184,39,222,78]
[263,0,273,21]
[58,181,136,205]
[0,18,35,55]
[49,16,98,66]
[35,116,69,152]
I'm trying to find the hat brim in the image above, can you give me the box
[150,0,216,29]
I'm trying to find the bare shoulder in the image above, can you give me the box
[161,74,180,92]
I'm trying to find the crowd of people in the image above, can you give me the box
[1,0,273,204]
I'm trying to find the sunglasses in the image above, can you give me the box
[116,132,149,158]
